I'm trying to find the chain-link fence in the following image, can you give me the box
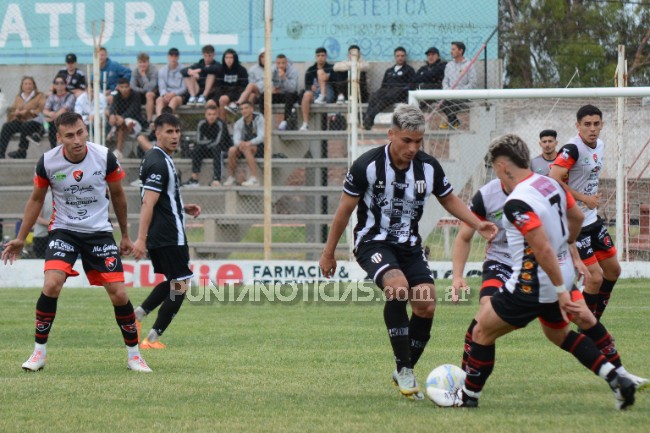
[0,0,499,259]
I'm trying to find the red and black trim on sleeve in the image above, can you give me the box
[504,199,542,235]
[553,143,579,171]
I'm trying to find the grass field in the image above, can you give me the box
[1,279,649,433]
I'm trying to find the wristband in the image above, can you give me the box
[554,284,566,294]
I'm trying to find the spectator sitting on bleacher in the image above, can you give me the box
[206,48,248,122]
[97,47,131,104]
[440,41,477,129]
[182,44,220,106]
[299,47,335,131]
[155,48,187,117]
[0,76,45,159]
[362,46,415,130]
[130,52,158,126]
[415,47,446,90]
[228,48,265,114]
[55,53,87,98]
[267,54,299,131]
[183,105,233,187]
[108,78,145,160]
[74,83,107,129]
[44,77,76,149]
[332,45,369,104]
[224,101,265,187]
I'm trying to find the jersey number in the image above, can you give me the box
[549,194,566,236]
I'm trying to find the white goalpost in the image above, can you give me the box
[407,49,650,275]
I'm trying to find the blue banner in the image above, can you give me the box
[0,0,497,64]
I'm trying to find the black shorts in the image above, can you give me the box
[213,87,245,104]
[480,260,512,298]
[576,217,617,266]
[354,241,434,289]
[44,229,123,286]
[148,245,193,281]
[490,288,568,329]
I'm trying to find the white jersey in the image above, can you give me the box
[469,178,511,265]
[553,134,604,226]
[35,141,125,233]
[502,173,576,303]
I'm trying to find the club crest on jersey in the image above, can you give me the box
[371,253,382,264]
[415,180,426,194]
[512,211,530,227]
[593,154,598,163]
[105,257,117,271]
[73,170,84,182]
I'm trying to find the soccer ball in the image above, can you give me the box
[425,364,466,407]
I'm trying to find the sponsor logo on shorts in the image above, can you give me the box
[49,239,75,252]
[105,257,117,271]
[371,253,382,264]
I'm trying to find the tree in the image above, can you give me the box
[499,0,650,87]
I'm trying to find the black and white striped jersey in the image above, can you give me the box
[343,144,453,248]
[139,146,187,249]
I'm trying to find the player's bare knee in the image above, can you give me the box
[411,301,435,318]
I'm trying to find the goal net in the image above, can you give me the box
[408,87,650,276]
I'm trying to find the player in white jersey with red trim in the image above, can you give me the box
[453,134,635,410]
[452,177,647,389]
[549,105,620,321]
[1,112,151,373]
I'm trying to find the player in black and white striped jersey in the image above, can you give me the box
[132,113,202,350]
[319,104,498,399]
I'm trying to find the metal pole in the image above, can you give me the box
[92,21,104,146]
[263,0,273,260]
[615,45,626,261]
[347,50,360,260]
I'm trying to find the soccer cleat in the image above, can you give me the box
[392,367,420,399]
[127,355,153,372]
[619,371,650,392]
[22,350,46,372]
[453,389,479,408]
[223,176,236,186]
[610,374,636,410]
[225,102,240,115]
[241,177,259,187]
[140,338,167,350]
[182,178,200,188]
[391,370,424,400]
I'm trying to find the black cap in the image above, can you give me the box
[65,53,77,63]
[425,47,439,56]
[168,47,180,56]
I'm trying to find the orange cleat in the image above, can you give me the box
[140,338,167,349]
